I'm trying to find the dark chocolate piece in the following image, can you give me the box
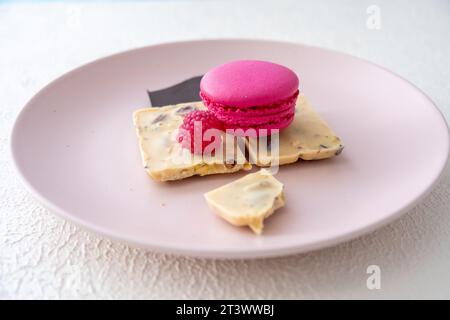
[147,76,203,107]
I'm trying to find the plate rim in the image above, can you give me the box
[10,38,450,259]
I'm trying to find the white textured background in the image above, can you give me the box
[1,0,450,299]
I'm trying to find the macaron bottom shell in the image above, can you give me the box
[223,113,295,137]
[214,105,295,127]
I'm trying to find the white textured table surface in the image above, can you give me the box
[1,0,449,299]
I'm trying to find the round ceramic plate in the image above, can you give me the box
[11,39,449,259]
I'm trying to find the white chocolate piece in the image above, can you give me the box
[133,102,251,181]
[204,169,285,234]
[247,94,344,166]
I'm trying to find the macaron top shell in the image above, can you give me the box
[200,60,299,108]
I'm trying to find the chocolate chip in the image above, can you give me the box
[151,114,167,124]
[319,144,328,149]
[176,105,195,115]
[225,159,236,169]
[335,145,344,156]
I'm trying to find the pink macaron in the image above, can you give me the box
[200,60,299,136]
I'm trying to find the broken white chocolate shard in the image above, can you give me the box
[133,102,251,181]
[204,169,285,234]
[247,94,344,166]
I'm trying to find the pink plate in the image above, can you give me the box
[11,39,449,259]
